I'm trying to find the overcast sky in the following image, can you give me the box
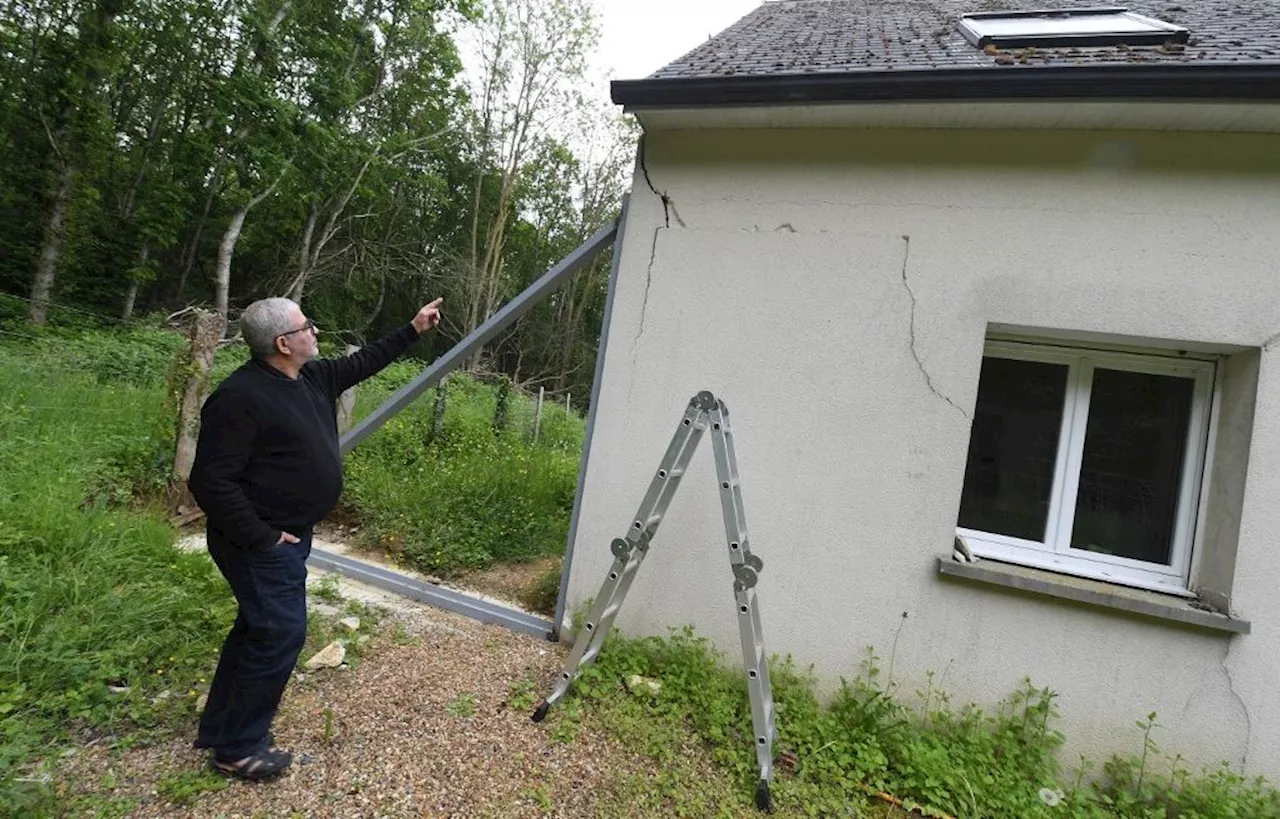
[589,0,761,101]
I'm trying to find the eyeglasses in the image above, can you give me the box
[276,319,317,340]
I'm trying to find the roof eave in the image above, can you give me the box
[611,64,1280,109]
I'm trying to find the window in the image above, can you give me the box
[956,341,1213,595]
[958,8,1190,50]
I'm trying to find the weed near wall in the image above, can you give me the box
[569,626,1280,819]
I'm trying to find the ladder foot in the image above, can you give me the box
[755,780,773,813]
[531,701,551,723]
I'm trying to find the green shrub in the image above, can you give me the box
[568,626,1280,819]
[343,372,584,575]
[522,564,562,615]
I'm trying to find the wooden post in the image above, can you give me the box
[430,376,448,442]
[337,344,360,434]
[171,309,225,518]
[493,377,510,435]
[533,386,544,443]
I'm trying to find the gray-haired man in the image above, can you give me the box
[189,296,442,779]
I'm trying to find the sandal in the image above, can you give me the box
[211,747,293,781]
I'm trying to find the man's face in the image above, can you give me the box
[275,304,319,362]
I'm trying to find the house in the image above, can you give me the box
[561,0,1280,777]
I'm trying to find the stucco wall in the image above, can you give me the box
[566,126,1280,777]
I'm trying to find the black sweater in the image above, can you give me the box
[190,323,420,548]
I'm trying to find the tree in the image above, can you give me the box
[207,0,297,322]
[25,0,130,324]
[460,0,598,360]
[0,0,629,406]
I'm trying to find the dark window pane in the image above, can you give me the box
[958,357,1069,541]
[1071,368,1194,565]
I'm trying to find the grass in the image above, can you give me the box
[0,322,584,811]
[0,335,236,816]
[154,769,228,807]
[566,625,1280,819]
[342,366,585,578]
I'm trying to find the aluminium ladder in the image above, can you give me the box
[531,391,778,812]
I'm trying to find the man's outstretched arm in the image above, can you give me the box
[307,298,443,397]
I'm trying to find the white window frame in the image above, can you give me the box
[957,8,1189,50]
[957,340,1215,596]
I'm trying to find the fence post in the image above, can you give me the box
[430,375,448,443]
[493,376,511,436]
[337,344,361,434]
[533,386,545,443]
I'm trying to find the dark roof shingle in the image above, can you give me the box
[649,0,1280,79]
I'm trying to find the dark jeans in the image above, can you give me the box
[195,525,312,761]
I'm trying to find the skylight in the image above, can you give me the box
[958,7,1190,49]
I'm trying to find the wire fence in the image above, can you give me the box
[1,290,380,350]
[1,290,585,445]
[0,290,133,325]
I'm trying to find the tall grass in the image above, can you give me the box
[0,338,234,814]
[343,364,585,575]
[574,628,1280,819]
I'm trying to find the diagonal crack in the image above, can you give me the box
[900,235,968,421]
[634,226,662,356]
[639,134,685,230]
[633,134,683,355]
[1221,638,1253,770]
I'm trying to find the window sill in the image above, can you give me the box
[935,557,1250,635]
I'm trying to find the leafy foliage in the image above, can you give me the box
[1,0,633,406]
[343,368,583,574]
[570,626,1280,819]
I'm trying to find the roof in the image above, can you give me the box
[612,1,1280,107]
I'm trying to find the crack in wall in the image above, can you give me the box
[1220,638,1253,770]
[639,134,685,231]
[1261,327,1280,352]
[900,235,969,421]
[633,134,684,356]
[635,226,661,357]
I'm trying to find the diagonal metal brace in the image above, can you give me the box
[339,217,620,455]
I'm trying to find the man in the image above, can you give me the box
[189,296,442,780]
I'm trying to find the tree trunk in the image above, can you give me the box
[213,205,249,321]
[429,377,448,443]
[177,161,224,302]
[29,160,75,324]
[213,174,284,322]
[121,241,148,322]
[287,207,319,302]
[173,309,226,486]
[121,280,139,323]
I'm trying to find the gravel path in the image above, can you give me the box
[48,535,803,819]
[53,561,676,819]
